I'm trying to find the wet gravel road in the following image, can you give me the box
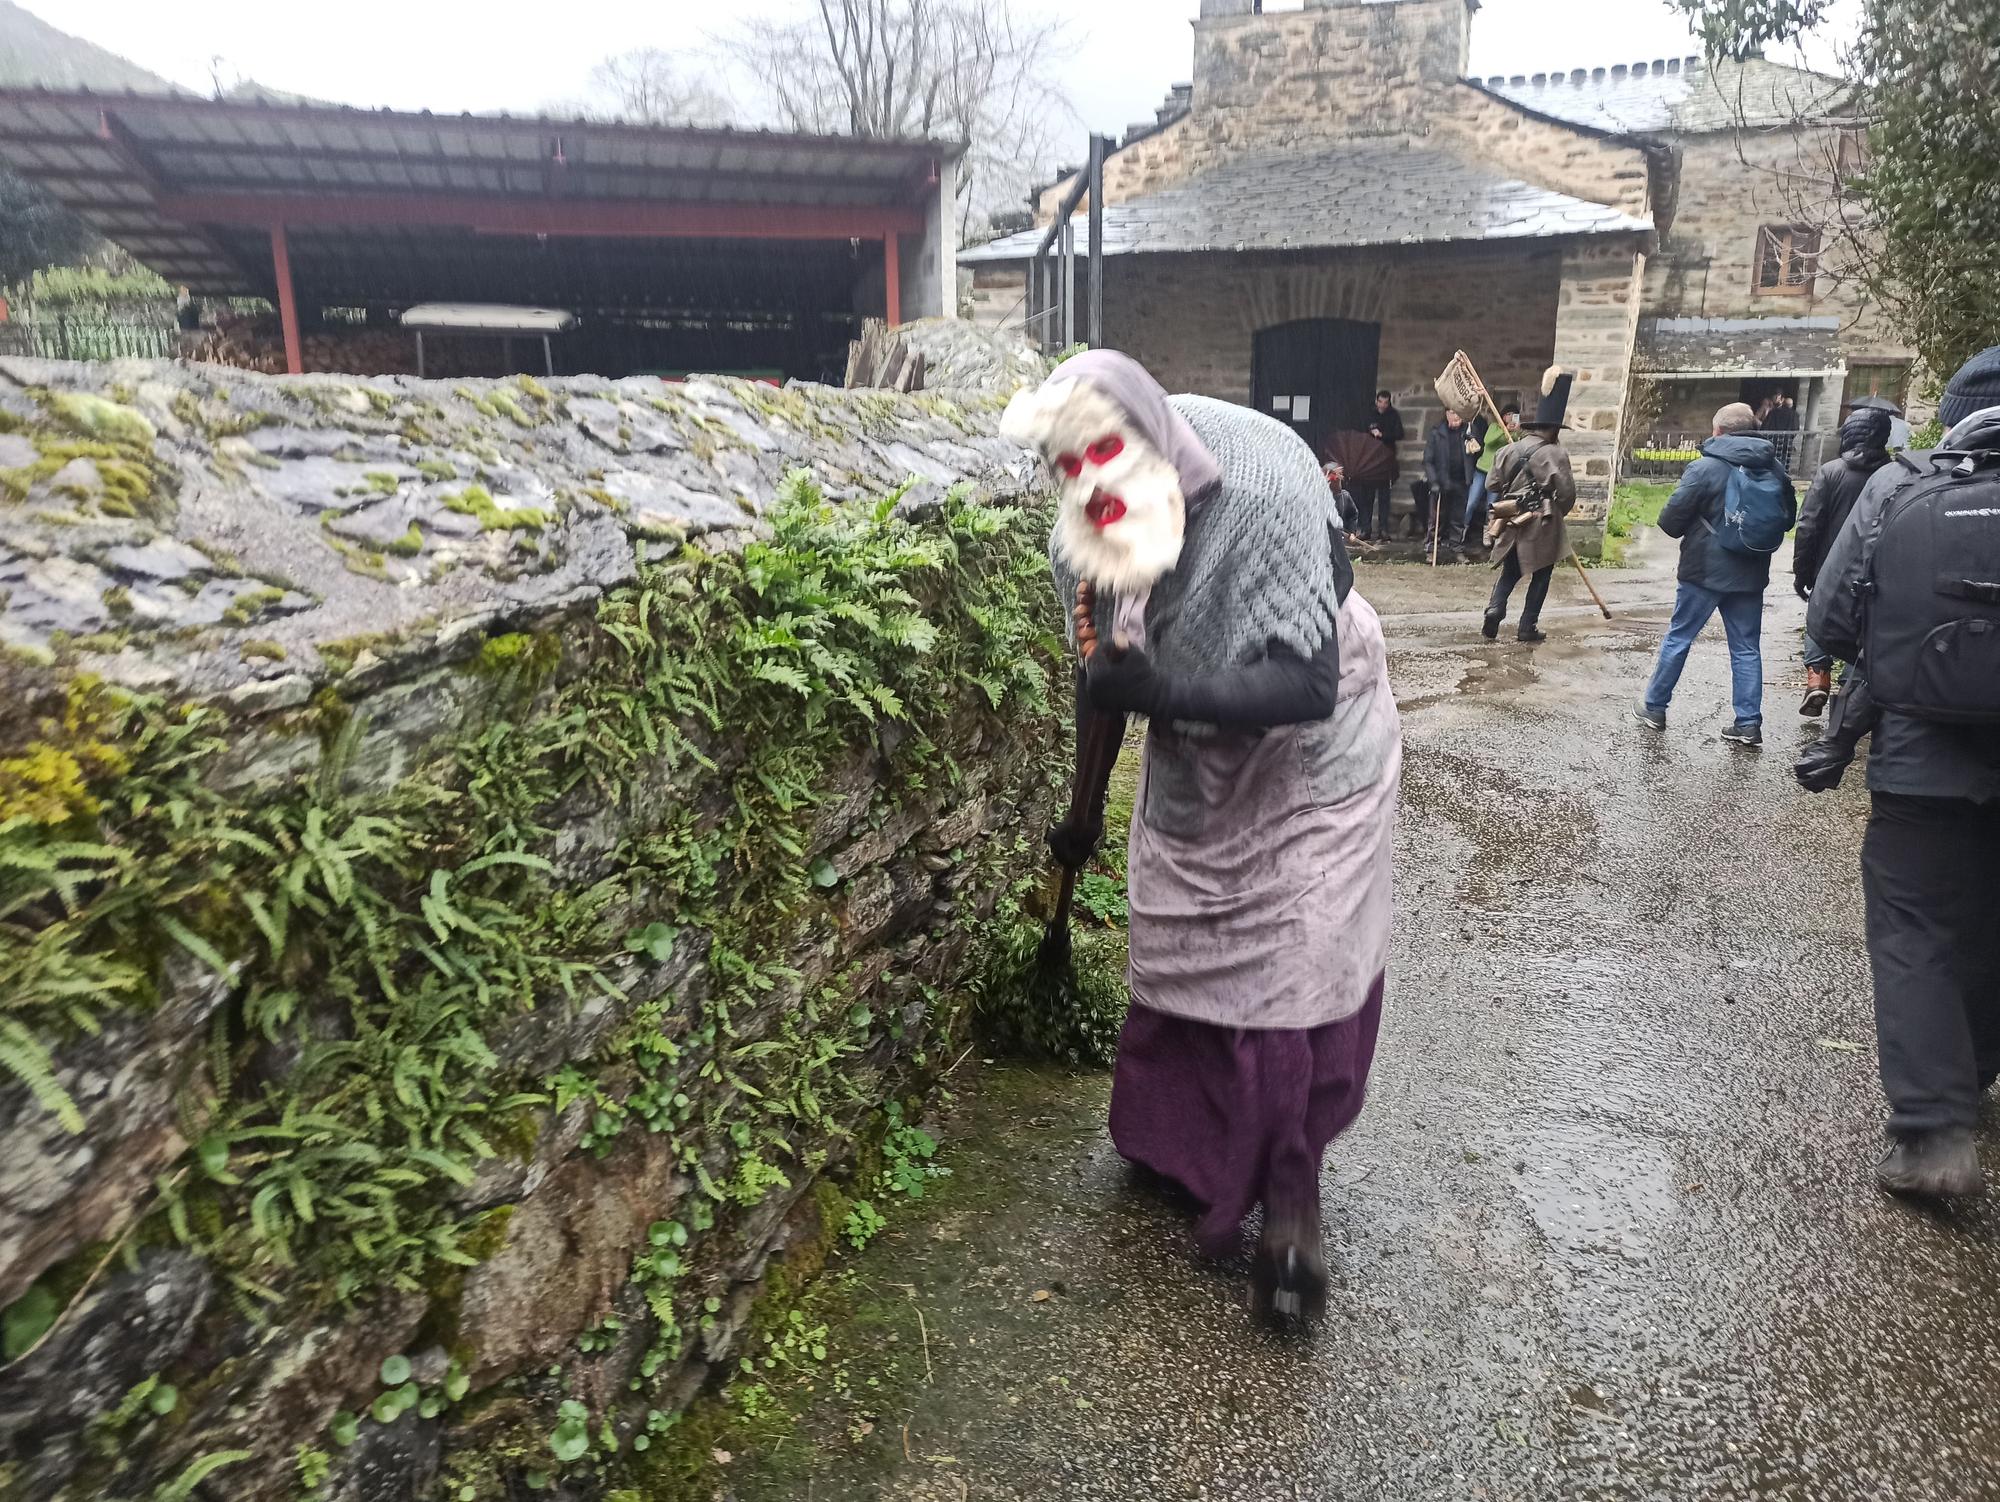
[752,534,2000,1502]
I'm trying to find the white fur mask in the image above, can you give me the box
[1001,381,1186,593]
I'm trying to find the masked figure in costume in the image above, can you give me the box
[1002,351,1403,1321]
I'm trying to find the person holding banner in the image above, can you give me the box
[1481,368,1578,644]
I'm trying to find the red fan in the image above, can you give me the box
[1323,429,1397,487]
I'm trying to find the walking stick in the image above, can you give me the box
[1037,700,1124,971]
[1450,351,1614,620]
[1037,581,1126,973]
[1569,552,1613,619]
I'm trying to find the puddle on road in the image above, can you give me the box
[1509,1120,1677,1265]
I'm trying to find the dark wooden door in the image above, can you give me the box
[1252,317,1382,456]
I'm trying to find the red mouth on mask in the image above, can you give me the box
[1085,492,1127,528]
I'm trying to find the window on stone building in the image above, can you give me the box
[1847,363,1910,409]
[1754,225,1820,295]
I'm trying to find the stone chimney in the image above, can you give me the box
[1192,0,1476,125]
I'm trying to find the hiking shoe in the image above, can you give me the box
[1481,610,1502,641]
[1516,626,1546,644]
[1876,1128,1983,1199]
[1721,722,1763,748]
[1633,704,1666,731]
[1801,666,1832,717]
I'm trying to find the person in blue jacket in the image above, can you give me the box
[1633,402,1797,747]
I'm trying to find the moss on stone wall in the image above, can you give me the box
[0,457,1081,1499]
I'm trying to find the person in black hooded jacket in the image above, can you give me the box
[1793,408,1893,714]
[1805,345,2000,1200]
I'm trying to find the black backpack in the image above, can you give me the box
[1863,450,2000,724]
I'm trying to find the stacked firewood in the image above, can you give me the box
[844,318,928,392]
[184,315,504,378]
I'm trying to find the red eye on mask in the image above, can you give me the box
[1086,435,1125,464]
[1055,453,1084,477]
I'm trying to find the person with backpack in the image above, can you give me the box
[1634,403,1798,746]
[1793,408,1894,715]
[1803,347,2000,1199]
[1482,374,1575,643]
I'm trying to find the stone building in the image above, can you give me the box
[963,0,1919,540]
[1482,58,1917,438]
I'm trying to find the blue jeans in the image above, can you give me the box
[1462,470,1491,545]
[1802,631,1835,672]
[1644,583,1766,726]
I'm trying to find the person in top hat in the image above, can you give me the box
[1480,367,1578,644]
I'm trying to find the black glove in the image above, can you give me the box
[1793,739,1850,793]
[1794,581,1812,602]
[1084,644,1167,717]
[1046,817,1103,870]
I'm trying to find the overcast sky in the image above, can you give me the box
[19,0,1856,139]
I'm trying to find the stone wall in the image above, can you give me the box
[1189,0,1471,146]
[0,358,1065,1501]
[1552,241,1650,523]
[968,268,1030,333]
[1038,0,1479,221]
[1039,2,1653,231]
[1431,86,1655,218]
[1647,130,1915,377]
[1102,242,1561,501]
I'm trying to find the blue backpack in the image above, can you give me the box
[1707,460,1791,555]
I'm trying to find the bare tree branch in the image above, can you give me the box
[723,0,1077,232]
[574,49,734,127]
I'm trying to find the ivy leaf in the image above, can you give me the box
[329,1411,359,1447]
[379,1353,413,1387]
[809,858,840,889]
[149,1382,180,1416]
[624,921,677,965]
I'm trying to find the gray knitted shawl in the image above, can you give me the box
[1051,394,1342,677]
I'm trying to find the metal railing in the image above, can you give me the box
[1025,135,1110,356]
[0,311,179,362]
[1624,429,1833,482]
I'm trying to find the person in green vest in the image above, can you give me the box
[1462,402,1519,548]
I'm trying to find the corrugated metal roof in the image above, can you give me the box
[0,90,957,296]
[1474,56,1849,136]
[961,141,1649,265]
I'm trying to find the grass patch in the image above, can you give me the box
[1604,481,1675,567]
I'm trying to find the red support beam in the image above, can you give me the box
[884,232,902,327]
[270,223,302,376]
[156,190,925,242]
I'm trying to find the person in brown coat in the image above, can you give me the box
[1481,367,1578,644]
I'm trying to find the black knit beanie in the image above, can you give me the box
[1839,408,1891,453]
[1939,345,2000,427]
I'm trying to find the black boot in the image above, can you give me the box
[1876,1128,1983,1199]
[1250,1207,1328,1324]
[1516,625,1546,644]
[1481,610,1502,641]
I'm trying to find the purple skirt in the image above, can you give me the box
[1108,973,1385,1257]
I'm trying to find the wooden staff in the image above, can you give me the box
[1450,352,1613,620]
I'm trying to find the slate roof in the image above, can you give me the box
[1476,55,1849,136]
[960,142,1650,265]
[1636,314,1844,375]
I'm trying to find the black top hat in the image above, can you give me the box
[1529,365,1573,430]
